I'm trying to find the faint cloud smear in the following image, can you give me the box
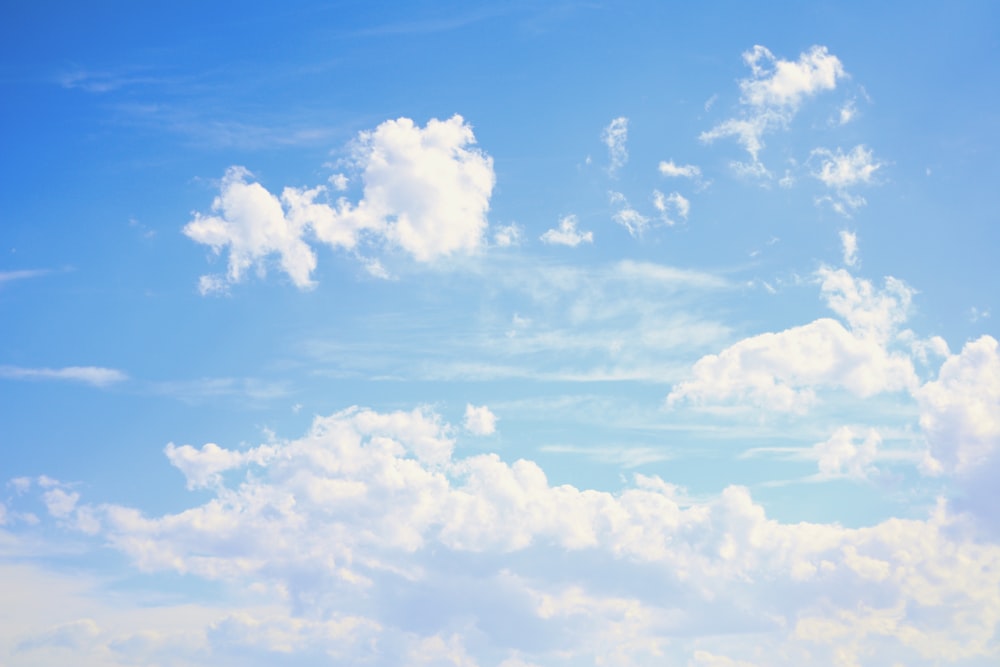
[0,269,50,286]
[602,117,628,176]
[840,230,859,266]
[463,404,498,435]
[0,365,128,388]
[701,45,847,175]
[493,223,523,248]
[540,215,593,247]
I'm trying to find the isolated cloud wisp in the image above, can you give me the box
[602,116,628,175]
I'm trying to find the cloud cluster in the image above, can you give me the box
[701,45,847,173]
[185,115,495,292]
[8,403,1000,666]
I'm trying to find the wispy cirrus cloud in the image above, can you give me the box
[602,116,628,176]
[0,366,127,388]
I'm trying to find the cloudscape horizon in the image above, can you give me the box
[2,3,999,665]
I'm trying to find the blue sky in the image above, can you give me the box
[2,2,1000,665]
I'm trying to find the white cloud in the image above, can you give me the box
[701,45,847,171]
[812,145,882,189]
[463,404,497,435]
[668,268,917,412]
[813,426,881,480]
[602,116,628,175]
[740,45,845,109]
[0,365,127,388]
[540,215,593,247]
[917,335,1000,476]
[184,166,318,291]
[341,115,495,261]
[839,230,858,266]
[7,405,1000,665]
[837,99,858,125]
[186,116,495,291]
[653,190,690,225]
[328,173,349,191]
[658,160,701,179]
[608,191,651,237]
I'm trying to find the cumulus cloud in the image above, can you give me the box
[463,404,497,435]
[0,365,127,387]
[668,268,917,412]
[13,405,1000,665]
[184,167,318,292]
[540,215,593,247]
[186,115,495,291]
[602,117,628,175]
[701,45,847,173]
[917,335,1000,476]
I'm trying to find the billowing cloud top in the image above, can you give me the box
[185,115,495,292]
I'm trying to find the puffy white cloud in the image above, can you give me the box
[186,116,495,291]
[739,45,845,110]
[184,167,318,292]
[917,335,1000,476]
[463,404,497,436]
[0,365,127,387]
[817,267,913,342]
[666,318,916,412]
[602,116,628,175]
[701,45,847,171]
[7,405,1000,665]
[540,215,593,247]
[812,145,882,189]
[668,268,917,412]
[344,115,495,262]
